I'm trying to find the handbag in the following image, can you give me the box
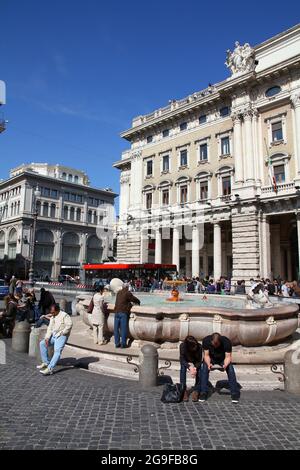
[161,383,184,403]
[87,298,94,314]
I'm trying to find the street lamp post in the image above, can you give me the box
[28,186,41,286]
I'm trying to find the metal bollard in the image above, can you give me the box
[12,320,31,353]
[284,349,300,395]
[139,344,158,388]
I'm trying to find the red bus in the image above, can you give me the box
[83,263,177,283]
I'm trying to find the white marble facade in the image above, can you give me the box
[114,24,300,283]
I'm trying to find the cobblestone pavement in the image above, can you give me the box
[1,340,300,450]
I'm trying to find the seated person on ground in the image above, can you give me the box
[199,332,240,404]
[180,335,203,402]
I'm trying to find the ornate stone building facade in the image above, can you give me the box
[114,24,300,283]
[0,163,117,279]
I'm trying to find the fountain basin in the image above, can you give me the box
[77,293,299,347]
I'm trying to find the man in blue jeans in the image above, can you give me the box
[37,303,73,375]
[114,284,140,348]
[199,332,240,404]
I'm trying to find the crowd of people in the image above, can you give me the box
[0,274,58,336]
[121,274,300,298]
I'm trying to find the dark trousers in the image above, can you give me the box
[180,363,202,392]
[200,361,240,397]
[114,312,128,347]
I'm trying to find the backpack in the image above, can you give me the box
[161,383,184,403]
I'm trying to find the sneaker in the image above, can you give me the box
[115,344,121,348]
[183,390,189,402]
[36,363,48,370]
[231,395,240,404]
[39,367,53,376]
[199,393,208,403]
[191,391,199,402]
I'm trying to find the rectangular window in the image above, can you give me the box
[51,189,58,198]
[199,143,208,161]
[180,149,188,167]
[180,185,188,204]
[162,155,169,172]
[221,136,230,155]
[88,197,94,206]
[42,187,51,197]
[272,121,283,142]
[162,189,169,206]
[65,192,70,201]
[162,129,169,138]
[180,122,187,131]
[200,181,208,200]
[147,135,153,144]
[146,160,153,176]
[274,164,285,183]
[220,106,230,117]
[76,194,83,203]
[199,114,207,124]
[70,193,76,202]
[146,193,152,210]
[222,176,231,195]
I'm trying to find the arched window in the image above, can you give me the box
[76,208,81,222]
[68,174,73,182]
[62,172,67,180]
[70,207,75,221]
[62,232,80,264]
[64,206,69,220]
[43,202,49,217]
[88,210,93,223]
[35,229,54,263]
[8,228,17,259]
[87,235,103,263]
[265,86,281,97]
[74,175,79,184]
[50,204,56,218]
[0,231,5,259]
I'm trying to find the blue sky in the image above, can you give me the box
[1,0,299,202]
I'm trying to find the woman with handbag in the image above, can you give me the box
[90,285,107,345]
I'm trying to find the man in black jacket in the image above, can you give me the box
[180,336,202,402]
[38,288,55,316]
[200,332,240,404]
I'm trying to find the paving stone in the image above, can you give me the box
[1,339,300,450]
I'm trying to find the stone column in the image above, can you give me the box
[271,224,281,279]
[231,207,260,284]
[243,110,255,182]
[192,225,200,277]
[140,232,149,263]
[172,226,180,272]
[291,93,300,175]
[155,228,162,264]
[287,249,292,281]
[232,113,244,184]
[260,214,271,279]
[213,222,222,280]
[297,213,300,279]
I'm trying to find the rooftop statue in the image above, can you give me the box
[225,41,256,78]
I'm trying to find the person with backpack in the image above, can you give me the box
[180,336,203,402]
